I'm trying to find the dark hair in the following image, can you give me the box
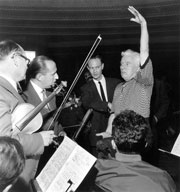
[0,40,22,60]
[84,71,93,82]
[0,137,25,190]
[88,55,103,65]
[25,55,52,83]
[112,110,148,154]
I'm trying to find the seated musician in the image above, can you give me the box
[95,110,176,192]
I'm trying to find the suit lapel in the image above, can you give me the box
[0,77,24,103]
[106,78,114,101]
[27,82,42,107]
[90,80,102,101]
[26,83,56,113]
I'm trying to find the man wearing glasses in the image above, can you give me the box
[0,40,55,191]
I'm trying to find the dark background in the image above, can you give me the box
[0,0,179,110]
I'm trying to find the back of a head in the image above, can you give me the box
[0,137,25,191]
[25,55,51,83]
[112,110,148,154]
[0,40,22,61]
[84,71,93,82]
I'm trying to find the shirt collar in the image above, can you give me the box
[93,75,105,84]
[115,152,142,162]
[30,80,43,95]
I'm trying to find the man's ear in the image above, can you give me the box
[111,139,116,150]
[101,63,104,70]
[36,73,43,81]
[11,53,19,67]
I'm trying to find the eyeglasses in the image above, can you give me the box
[17,54,30,66]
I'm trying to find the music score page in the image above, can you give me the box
[36,136,97,192]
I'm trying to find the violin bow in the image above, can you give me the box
[47,35,102,131]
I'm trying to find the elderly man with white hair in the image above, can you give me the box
[97,6,154,147]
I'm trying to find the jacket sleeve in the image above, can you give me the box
[80,84,109,113]
[0,94,44,157]
[154,80,170,120]
[13,132,44,157]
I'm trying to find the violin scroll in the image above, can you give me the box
[53,81,67,96]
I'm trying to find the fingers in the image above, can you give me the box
[96,132,112,138]
[58,131,67,137]
[128,6,144,25]
[47,131,55,145]
[40,130,56,146]
[128,6,139,15]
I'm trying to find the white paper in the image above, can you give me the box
[171,133,180,157]
[36,136,97,192]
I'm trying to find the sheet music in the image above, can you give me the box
[171,133,180,157]
[36,136,97,192]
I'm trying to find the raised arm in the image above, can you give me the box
[128,6,149,66]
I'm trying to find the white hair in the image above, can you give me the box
[121,49,140,66]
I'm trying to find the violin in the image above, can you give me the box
[11,82,66,134]
[12,35,102,136]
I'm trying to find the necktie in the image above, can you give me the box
[17,83,22,94]
[98,81,106,101]
[42,89,51,111]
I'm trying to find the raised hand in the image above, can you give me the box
[128,6,146,25]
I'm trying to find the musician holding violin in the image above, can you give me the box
[0,40,55,191]
[23,55,58,117]
[22,55,66,175]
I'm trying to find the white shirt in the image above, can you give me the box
[93,75,108,101]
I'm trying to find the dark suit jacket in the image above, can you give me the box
[151,79,169,121]
[0,76,44,184]
[22,82,58,176]
[80,77,120,146]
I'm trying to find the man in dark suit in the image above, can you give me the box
[23,55,58,117]
[80,55,121,157]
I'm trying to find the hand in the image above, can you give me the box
[96,132,111,138]
[153,115,158,123]
[107,102,112,111]
[54,122,66,136]
[64,101,72,108]
[39,130,55,146]
[128,6,146,25]
[58,131,67,137]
